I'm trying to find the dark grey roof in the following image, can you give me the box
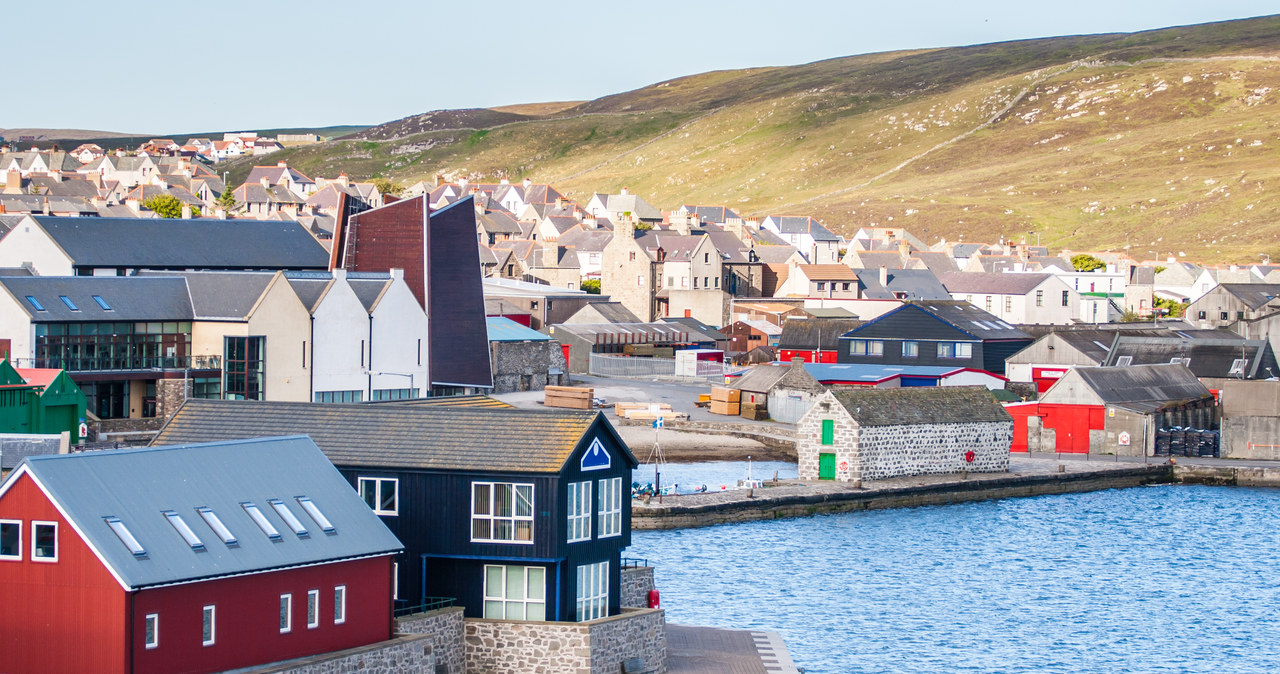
[733,361,825,394]
[854,268,951,301]
[31,216,329,270]
[1066,364,1211,407]
[660,317,728,341]
[0,214,22,238]
[349,278,391,312]
[154,399,636,474]
[778,317,862,350]
[938,271,1053,295]
[0,276,193,321]
[831,386,1012,426]
[579,301,642,324]
[9,436,402,590]
[907,300,1031,340]
[750,245,802,263]
[1104,337,1278,379]
[767,216,841,242]
[1216,283,1280,310]
[286,277,331,311]
[137,270,275,320]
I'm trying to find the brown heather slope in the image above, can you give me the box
[221,15,1280,262]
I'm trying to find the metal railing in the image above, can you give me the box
[589,353,730,382]
[393,597,456,617]
[14,354,221,372]
[621,557,651,568]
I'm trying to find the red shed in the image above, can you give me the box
[0,435,402,674]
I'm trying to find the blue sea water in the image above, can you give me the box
[635,460,797,494]
[632,485,1280,673]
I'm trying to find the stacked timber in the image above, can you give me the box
[739,402,768,421]
[709,387,741,416]
[545,386,593,410]
[614,402,688,422]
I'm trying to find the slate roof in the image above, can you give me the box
[853,268,951,301]
[557,227,613,252]
[6,435,402,590]
[286,276,331,312]
[680,205,740,223]
[659,317,728,341]
[154,400,636,474]
[735,319,782,336]
[30,216,329,270]
[1103,337,1277,379]
[137,270,275,320]
[1063,364,1211,408]
[830,386,1012,426]
[778,317,863,350]
[765,216,841,242]
[938,271,1053,295]
[573,301,642,324]
[905,300,1031,340]
[1216,283,1280,310]
[487,316,552,342]
[750,245,802,263]
[732,361,824,394]
[349,277,392,312]
[0,275,193,321]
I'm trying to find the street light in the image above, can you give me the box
[364,370,416,400]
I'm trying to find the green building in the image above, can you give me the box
[0,359,87,444]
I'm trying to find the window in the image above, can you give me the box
[1005,296,1012,313]
[334,586,347,624]
[1220,311,1230,320]
[297,497,336,534]
[105,517,146,557]
[224,336,265,401]
[842,282,851,291]
[598,477,622,538]
[314,390,362,403]
[937,342,973,359]
[1230,358,1247,376]
[59,296,79,311]
[821,419,834,445]
[1238,311,1246,320]
[628,252,635,262]
[567,481,592,543]
[307,590,319,629]
[667,276,674,286]
[636,275,644,287]
[145,614,158,649]
[163,511,206,551]
[984,296,992,311]
[704,253,710,263]
[359,477,398,516]
[848,339,883,357]
[902,341,918,358]
[1035,290,1044,307]
[372,388,417,401]
[269,499,309,538]
[32,521,56,562]
[191,377,221,399]
[1198,311,1207,320]
[694,277,699,289]
[956,343,973,358]
[576,561,609,622]
[484,565,546,621]
[816,282,825,291]
[280,594,292,633]
[471,482,534,543]
[241,502,282,541]
[202,605,215,646]
[26,296,45,311]
[1062,290,1070,307]
[91,295,112,310]
[196,508,237,546]
[0,520,20,560]
[1116,356,1133,367]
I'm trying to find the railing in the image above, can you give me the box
[621,557,651,568]
[13,355,221,372]
[393,597,456,617]
[589,353,730,382]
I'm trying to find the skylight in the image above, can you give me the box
[91,295,112,310]
[25,296,45,311]
[296,497,336,535]
[163,511,206,551]
[105,517,146,557]
[59,296,79,311]
[269,499,309,537]
[196,507,238,546]
[242,502,282,541]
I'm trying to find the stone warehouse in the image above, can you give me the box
[797,386,1012,482]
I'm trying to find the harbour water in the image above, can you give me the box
[635,460,797,494]
[632,484,1280,673]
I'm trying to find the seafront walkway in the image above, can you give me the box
[666,625,801,674]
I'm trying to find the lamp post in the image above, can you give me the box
[365,370,416,400]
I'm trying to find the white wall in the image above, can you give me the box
[309,272,370,399]
[0,292,33,361]
[368,275,430,398]
[0,217,74,275]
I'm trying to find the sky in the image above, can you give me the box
[6,1,1278,134]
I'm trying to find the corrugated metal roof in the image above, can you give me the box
[153,399,636,473]
[831,386,1012,426]
[487,316,552,342]
[1069,363,1211,404]
[11,436,402,590]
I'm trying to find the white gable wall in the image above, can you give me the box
[0,216,74,275]
[310,273,371,400]
[367,276,430,398]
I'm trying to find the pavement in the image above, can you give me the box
[666,624,801,674]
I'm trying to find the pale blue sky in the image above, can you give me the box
[8,1,1277,134]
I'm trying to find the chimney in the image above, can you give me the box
[791,356,806,371]
[86,172,102,188]
[259,176,270,188]
[390,268,404,282]
[125,197,141,214]
[616,217,635,240]
[671,212,692,236]
[214,207,227,220]
[500,178,510,185]
[555,195,569,209]
[0,203,6,214]
[181,204,192,219]
[583,215,597,230]
[42,198,50,216]
[879,264,888,287]
[333,268,347,282]
[620,186,629,196]
[522,178,532,189]
[277,160,288,167]
[435,173,445,188]
[3,170,19,195]
[725,217,746,242]
[898,239,909,259]
[459,177,469,192]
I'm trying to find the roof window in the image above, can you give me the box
[163,510,206,551]
[59,296,79,311]
[268,499,309,538]
[241,502,282,541]
[105,517,147,557]
[1116,356,1133,367]
[25,296,45,311]
[196,507,238,546]
[296,497,336,535]
[92,295,112,310]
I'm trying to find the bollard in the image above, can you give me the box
[1058,464,1065,473]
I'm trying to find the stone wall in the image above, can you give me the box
[621,565,655,608]
[156,378,189,421]
[464,608,667,674]
[397,606,465,674]
[238,634,436,674]
[490,339,569,394]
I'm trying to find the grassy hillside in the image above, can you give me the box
[221,15,1280,262]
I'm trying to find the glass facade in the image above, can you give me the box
[223,336,265,401]
[33,322,193,372]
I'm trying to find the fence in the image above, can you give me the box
[767,394,815,425]
[588,353,731,382]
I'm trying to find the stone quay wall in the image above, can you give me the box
[1174,464,1280,487]
[621,565,656,608]
[396,606,466,674]
[464,608,667,674]
[237,634,436,674]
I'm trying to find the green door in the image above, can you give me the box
[819,452,836,480]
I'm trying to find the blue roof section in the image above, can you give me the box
[802,363,965,383]
[10,436,402,590]
[487,316,552,342]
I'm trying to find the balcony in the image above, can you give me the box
[14,354,221,373]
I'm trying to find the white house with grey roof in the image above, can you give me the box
[938,271,1079,325]
[760,215,842,264]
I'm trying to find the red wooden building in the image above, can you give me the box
[0,435,402,674]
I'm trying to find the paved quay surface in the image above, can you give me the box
[667,624,801,674]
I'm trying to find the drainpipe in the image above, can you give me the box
[367,313,374,400]
[308,314,315,401]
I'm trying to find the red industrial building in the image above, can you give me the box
[0,435,402,674]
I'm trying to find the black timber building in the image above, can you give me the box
[837,300,1032,375]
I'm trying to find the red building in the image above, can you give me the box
[0,435,402,674]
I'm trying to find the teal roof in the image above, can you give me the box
[487,316,552,342]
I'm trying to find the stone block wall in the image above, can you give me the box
[156,378,189,420]
[860,422,1011,480]
[239,634,435,674]
[463,608,667,674]
[621,565,655,608]
[490,340,570,394]
[397,606,465,674]
[796,402,860,481]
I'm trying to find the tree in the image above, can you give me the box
[580,279,601,294]
[1153,297,1186,318]
[142,193,198,219]
[372,177,403,197]
[1071,253,1106,272]
[215,186,237,212]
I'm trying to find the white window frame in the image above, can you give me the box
[598,477,622,538]
[849,339,883,357]
[334,585,347,625]
[0,519,20,561]
[358,477,399,516]
[956,342,973,359]
[307,589,320,629]
[31,520,57,562]
[901,341,918,358]
[567,481,592,543]
[280,594,292,633]
[576,561,609,622]
[471,482,534,544]
[144,613,159,649]
[202,605,216,646]
[483,564,546,621]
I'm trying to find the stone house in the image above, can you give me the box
[486,316,569,393]
[797,386,1012,482]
